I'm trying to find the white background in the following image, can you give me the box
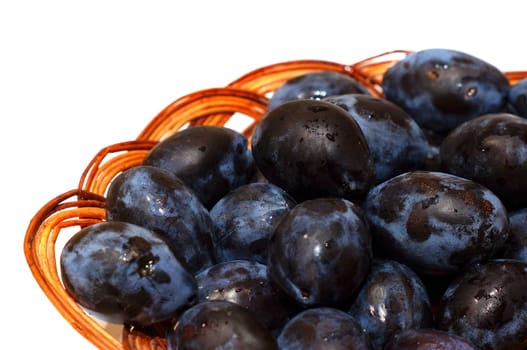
[3,1,526,348]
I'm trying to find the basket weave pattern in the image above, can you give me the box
[24,50,527,350]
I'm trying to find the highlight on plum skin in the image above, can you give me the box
[382,48,510,134]
[436,259,527,350]
[60,221,198,327]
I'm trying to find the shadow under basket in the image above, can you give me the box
[23,50,527,350]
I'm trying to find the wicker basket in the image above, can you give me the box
[23,50,527,350]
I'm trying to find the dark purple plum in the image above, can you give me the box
[383,48,510,134]
[384,328,476,350]
[323,93,431,183]
[60,221,197,326]
[501,208,527,262]
[267,70,370,111]
[277,307,373,350]
[195,259,291,332]
[507,78,527,117]
[440,112,527,210]
[142,125,255,209]
[267,197,372,309]
[251,99,375,202]
[105,165,216,273]
[166,300,278,350]
[209,182,296,264]
[348,259,432,350]
[363,170,509,277]
[436,259,527,350]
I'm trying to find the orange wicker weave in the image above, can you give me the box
[23,50,527,350]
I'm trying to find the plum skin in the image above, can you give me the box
[267,70,370,111]
[209,182,297,264]
[105,165,217,274]
[323,93,431,184]
[166,300,278,350]
[383,328,476,350]
[383,48,509,134]
[143,125,256,209]
[440,112,527,210]
[501,208,527,262]
[348,259,433,349]
[436,259,527,350]
[252,99,375,202]
[277,307,373,349]
[507,78,527,117]
[267,197,372,309]
[363,170,509,277]
[60,221,197,327]
[195,259,291,332]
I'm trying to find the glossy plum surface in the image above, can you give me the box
[384,328,476,350]
[209,182,296,264]
[507,78,527,117]
[143,125,256,209]
[195,259,291,332]
[440,112,527,210]
[363,170,509,277]
[60,221,197,326]
[383,48,509,134]
[267,197,372,308]
[348,259,432,349]
[267,70,370,111]
[436,259,527,350]
[166,300,278,350]
[252,99,375,202]
[105,165,216,273]
[501,208,527,262]
[323,93,431,183]
[277,307,373,350]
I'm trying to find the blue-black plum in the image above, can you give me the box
[105,165,216,273]
[440,112,527,210]
[383,48,509,134]
[267,70,370,111]
[166,300,278,350]
[209,182,296,264]
[502,208,527,262]
[251,99,375,202]
[363,170,509,277]
[267,197,372,309]
[277,307,373,350]
[436,259,527,350]
[507,78,527,117]
[384,328,476,350]
[348,259,432,350]
[60,221,197,326]
[143,125,255,209]
[195,259,291,332]
[323,93,431,183]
